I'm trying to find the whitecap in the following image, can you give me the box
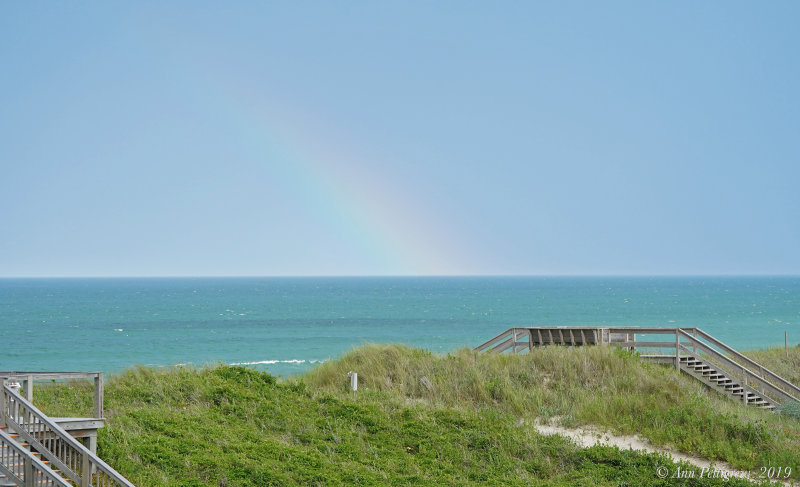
[230,359,307,366]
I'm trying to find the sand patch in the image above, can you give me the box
[532,419,792,486]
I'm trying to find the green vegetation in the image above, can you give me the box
[744,345,800,386]
[304,345,800,474]
[32,345,799,486]
[744,345,800,421]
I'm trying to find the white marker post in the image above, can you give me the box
[347,371,358,392]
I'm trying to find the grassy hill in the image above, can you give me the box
[33,345,800,486]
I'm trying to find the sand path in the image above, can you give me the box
[533,420,794,486]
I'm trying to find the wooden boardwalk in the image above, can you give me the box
[475,326,800,410]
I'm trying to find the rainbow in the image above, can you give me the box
[193,71,467,275]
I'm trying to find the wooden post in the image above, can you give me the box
[81,450,91,487]
[88,434,98,455]
[742,370,748,404]
[24,455,34,486]
[24,375,33,403]
[94,373,104,419]
[675,329,680,370]
[0,378,6,428]
[692,329,697,355]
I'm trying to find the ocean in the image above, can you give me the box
[0,276,797,377]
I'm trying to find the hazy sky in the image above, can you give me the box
[2,2,798,277]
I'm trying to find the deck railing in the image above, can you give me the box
[0,372,103,420]
[474,327,530,353]
[1,384,134,487]
[475,326,800,406]
[0,425,72,487]
[608,327,800,404]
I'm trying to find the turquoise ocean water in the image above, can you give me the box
[0,277,797,377]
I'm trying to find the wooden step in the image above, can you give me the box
[679,361,769,407]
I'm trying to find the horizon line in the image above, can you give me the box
[1,273,799,279]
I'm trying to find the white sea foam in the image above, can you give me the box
[229,359,328,367]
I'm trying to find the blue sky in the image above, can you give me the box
[1,2,798,277]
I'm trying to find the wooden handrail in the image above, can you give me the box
[0,372,102,380]
[675,331,799,404]
[474,328,515,352]
[474,326,800,405]
[676,343,786,405]
[490,328,529,353]
[691,329,800,399]
[605,326,800,403]
[607,327,698,335]
[0,425,71,486]
[2,385,135,487]
[0,372,104,419]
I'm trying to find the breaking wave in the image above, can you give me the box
[229,359,326,366]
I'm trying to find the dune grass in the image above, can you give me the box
[30,345,799,486]
[744,345,800,386]
[302,345,800,475]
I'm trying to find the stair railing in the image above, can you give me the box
[474,328,515,353]
[675,330,799,405]
[474,328,529,353]
[0,426,71,487]
[691,328,800,400]
[1,385,135,487]
[603,326,800,405]
[474,326,800,406]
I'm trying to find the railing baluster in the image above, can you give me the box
[0,426,70,486]
[1,385,135,487]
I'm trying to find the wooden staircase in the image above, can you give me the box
[0,425,69,487]
[0,378,135,487]
[475,326,800,410]
[678,354,775,409]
